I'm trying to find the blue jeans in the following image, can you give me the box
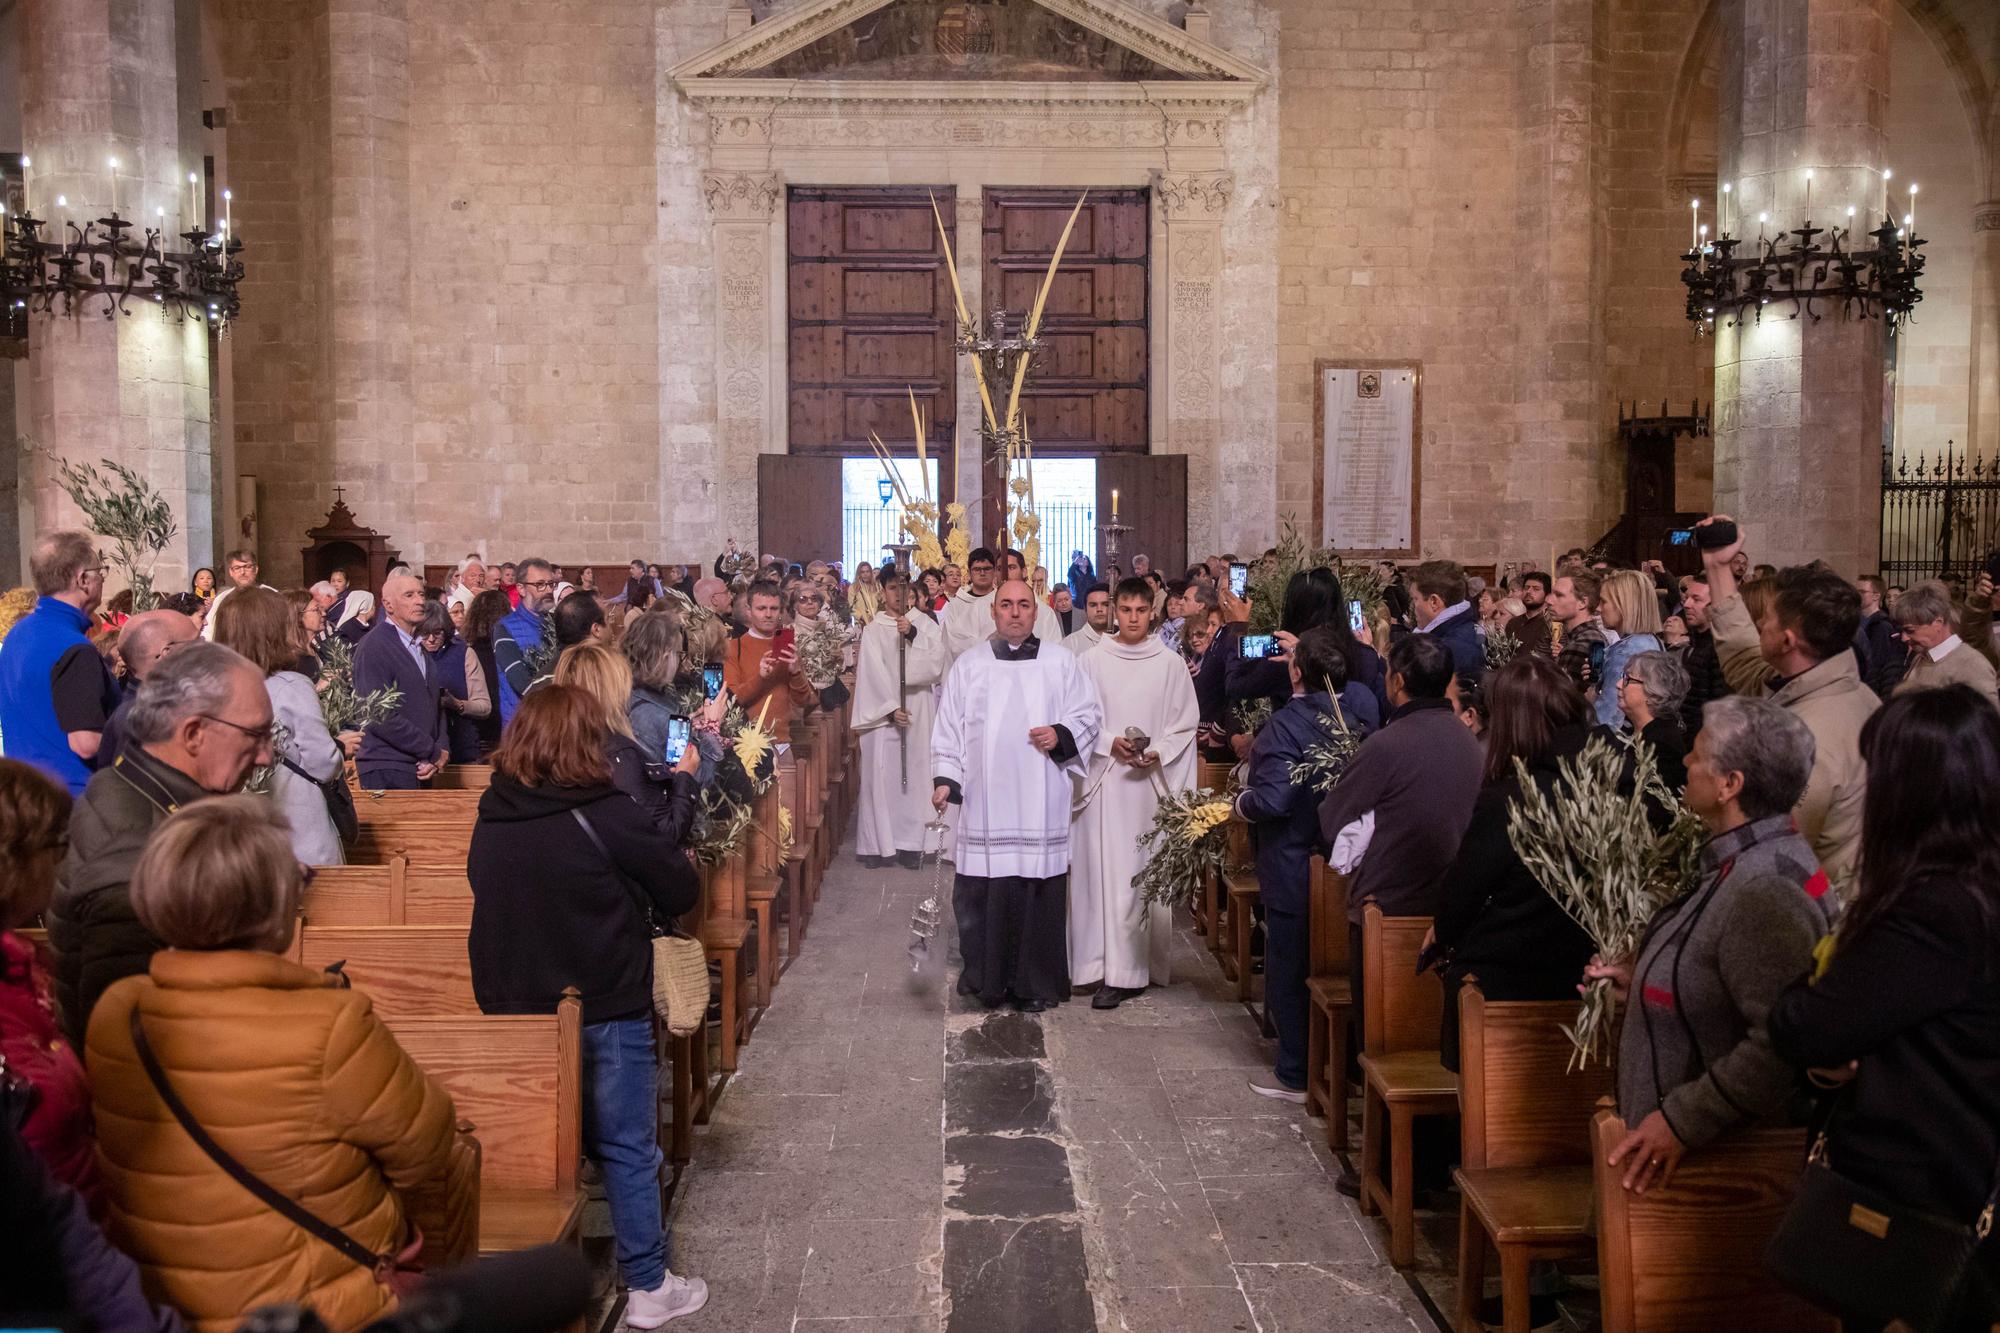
[583,1017,668,1290]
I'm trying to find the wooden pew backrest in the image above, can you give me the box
[1457,985,1611,1170]
[297,924,477,1018]
[1361,905,1441,1055]
[382,996,581,1193]
[1308,857,1350,977]
[1590,1108,1836,1333]
[303,859,473,928]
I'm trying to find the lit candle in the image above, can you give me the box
[222,187,231,245]
[1111,488,1119,521]
[106,156,118,216]
[55,194,66,247]
[18,156,28,214]
[1758,211,1768,241]
[188,172,199,232]
[1844,205,1855,243]
[154,205,165,249]
[1698,223,1708,253]
[1804,167,1813,215]
[1907,182,1917,234]
[1881,167,1892,222]
[1691,198,1700,250]
[1720,182,1731,236]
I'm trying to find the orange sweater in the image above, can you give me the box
[722,632,816,743]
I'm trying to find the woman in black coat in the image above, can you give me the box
[1768,687,2000,1330]
[465,684,705,1317]
[1431,654,1654,1070]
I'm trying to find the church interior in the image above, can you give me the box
[2,0,1998,1330]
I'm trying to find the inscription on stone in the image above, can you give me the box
[1321,366,1416,553]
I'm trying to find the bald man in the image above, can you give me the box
[352,570,448,788]
[99,609,198,767]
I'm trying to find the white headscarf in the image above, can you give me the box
[336,590,375,629]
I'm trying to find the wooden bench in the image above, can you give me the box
[297,924,479,1015]
[1452,985,1612,1333]
[1590,1107,1836,1332]
[1191,759,1235,941]
[432,763,493,790]
[301,857,474,927]
[1224,864,1261,1008]
[1303,857,1355,1149]
[1356,904,1458,1267]
[349,789,482,868]
[379,993,584,1259]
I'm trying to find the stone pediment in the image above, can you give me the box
[672,0,1265,106]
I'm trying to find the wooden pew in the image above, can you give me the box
[301,857,474,927]
[380,994,584,1258]
[1356,904,1458,1267]
[1452,986,1612,1333]
[297,924,478,1015]
[348,789,482,868]
[432,764,493,790]
[1192,759,1234,940]
[1590,1108,1836,1332]
[1304,858,1355,1148]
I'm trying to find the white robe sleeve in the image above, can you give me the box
[1152,656,1201,773]
[1053,649,1103,779]
[905,614,948,689]
[851,617,903,733]
[931,656,969,791]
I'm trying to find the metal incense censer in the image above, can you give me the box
[907,817,951,970]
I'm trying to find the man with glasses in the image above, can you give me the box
[47,640,274,1046]
[200,547,276,641]
[495,556,557,726]
[0,531,119,795]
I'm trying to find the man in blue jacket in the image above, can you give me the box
[353,570,447,789]
[1234,627,1372,1103]
[494,556,556,726]
[0,532,117,795]
[1409,559,1483,687]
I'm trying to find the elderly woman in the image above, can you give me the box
[1595,569,1665,730]
[786,578,826,627]
[89,797,475,1330]
[1890,578,1999,704]
[332,589,375,646]
[1588,696,1830,1195]
[1617,648,1691,789]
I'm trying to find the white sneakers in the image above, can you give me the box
[1248,1073,1308,1105]
[625,1273,709,1328]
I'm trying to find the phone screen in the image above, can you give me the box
[1240,634,1275,661]
[702,665,725,699]
[1229,563,1249,598]
[663,715,692,765]
[1668,529,1695,547]
[1348,600,1367,637]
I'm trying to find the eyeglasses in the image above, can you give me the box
[522,578,556,590]
[200,714,275,743]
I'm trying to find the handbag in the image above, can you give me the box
[280,753,359,849]
[569,808,709,1037]
[1766,1113,2000,1332]
[129,1007,424,1292]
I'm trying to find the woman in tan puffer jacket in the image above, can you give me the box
[87,796,475,1332]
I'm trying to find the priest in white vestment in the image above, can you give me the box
[1070,577,1200,1007]
[931,580,1102,1010]
[1062,582,1112,656]
[852,569,949,868]
[941,546,1064,659]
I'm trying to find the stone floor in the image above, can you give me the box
[649,843,1474,1332]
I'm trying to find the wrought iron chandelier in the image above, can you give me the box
[1,160,242,329]
[1679,174,1924,336]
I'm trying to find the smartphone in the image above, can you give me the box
[773,627,795,655]
[1239,633,1276,661]
[702,665,725,700]
[1348,600,1368,637]
[1228,562,1249,599]
[1982,550,2000,584]
[1694,518,1739,551]
[662,715,692,766]
[1668,528,1696,547]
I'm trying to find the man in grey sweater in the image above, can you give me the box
[1598,695,1831,1194]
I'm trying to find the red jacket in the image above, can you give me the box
[0,929,101,1210]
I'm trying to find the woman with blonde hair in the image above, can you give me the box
[555,641,699,845]
[213,586,356,866]
[1595,568,1665,730]
[88,796,474,1331]
[848,562,881,624]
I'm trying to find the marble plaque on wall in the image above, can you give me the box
[1314,361,1420,555]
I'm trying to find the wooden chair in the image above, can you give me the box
[1304,858,1355,1147]
[1452,986,1612,1333]
[380,993,584,1258]
[301,857,474,927]
[1356,904,1458,1267]
[1590,1107,1836,1332]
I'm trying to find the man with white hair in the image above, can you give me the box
[47,640,275,1046]
[99,608,199,766]
[308,581,339,649]
[353,570,448,789]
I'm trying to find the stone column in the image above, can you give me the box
[21,0,214,590]
[1711,0,1892,576]
[1156,169,1232,561]
[1970,200,2000,462]
[703,170,780,549]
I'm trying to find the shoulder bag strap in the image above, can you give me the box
[128,1007,391,1276]
[570,806,685,940]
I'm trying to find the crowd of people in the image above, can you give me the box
[0,512,1995,1330]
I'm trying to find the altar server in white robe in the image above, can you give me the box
[1070,576,1201,1007]
[932,580,1102,1010]
[853,568,949,867]
[1062,582,1112,657]
[942,546,1064,660]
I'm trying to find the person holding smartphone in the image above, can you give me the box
[722,579,817,745]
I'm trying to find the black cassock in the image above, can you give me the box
[952,873,1071,1006]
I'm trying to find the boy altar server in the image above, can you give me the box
[853,569,949,867]
[1070,577,1200,1008]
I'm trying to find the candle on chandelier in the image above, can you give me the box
[1758,211,1768,241]
[1691,198,1700,250]
[1881,168,1892,223]
[188,171,199,232]
[18,156,28,214]
[1111,488,1120,521]
[223,188,231,246]
[1804,167,1814,215]
[55,193,67,246]
[1907,182,1917,234]
[1720,183,1731,236]
[1845,205,1855,241]
[106,157,118,217]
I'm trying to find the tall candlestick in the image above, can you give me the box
[1881,167,1892,223]
[188,172,199,231]
[1907,182,1917,234]
[222,187,231,244]
[1720,182,1731,236]
[1691,198,1700,250]
[106,157,118,216]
